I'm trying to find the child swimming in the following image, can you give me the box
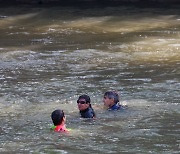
[51,109,69,132]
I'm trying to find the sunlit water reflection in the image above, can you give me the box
[0,5,180,153]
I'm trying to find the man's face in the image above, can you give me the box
[77,98,89,111]
[103,96,114,108]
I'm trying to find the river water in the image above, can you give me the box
[0,4,179,153]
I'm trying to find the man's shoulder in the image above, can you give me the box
[80,107,95,118]
[109,103,124,110]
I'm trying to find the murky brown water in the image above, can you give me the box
[0,5,180,153]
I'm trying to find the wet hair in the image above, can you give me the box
[51,109,64,126]
[77,94,91,104]
[77,94,93,108]
[104,91,119,104]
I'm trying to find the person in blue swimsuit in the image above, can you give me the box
[103,91,123,110]
[77,95,96,118]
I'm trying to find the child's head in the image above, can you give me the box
[51,109,65,126]
[77,94,91,111]
[103,91,119,108]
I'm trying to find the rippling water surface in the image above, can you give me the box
[0,4,180,153]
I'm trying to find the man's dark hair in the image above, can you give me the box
[77,94,91,103]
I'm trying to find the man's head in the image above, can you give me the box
[103,91,119,108]
[77,95,91,111]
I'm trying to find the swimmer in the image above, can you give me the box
[103,91,124,110]
[77,95,96,118]
[51,109,69,132]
